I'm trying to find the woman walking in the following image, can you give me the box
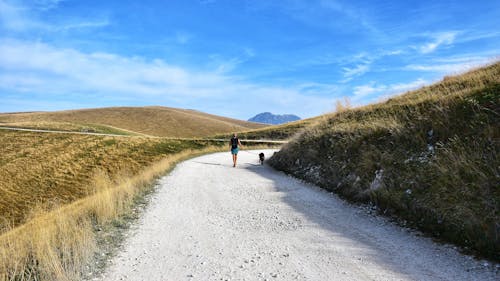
[229,133,242,167]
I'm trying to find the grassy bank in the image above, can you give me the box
[269,62,499,260]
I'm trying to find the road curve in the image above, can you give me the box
[99,150,497,281]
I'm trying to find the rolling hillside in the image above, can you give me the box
[269,62,500,260]
[0,106,267,138]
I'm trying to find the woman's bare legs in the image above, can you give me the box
[232,153,238,167]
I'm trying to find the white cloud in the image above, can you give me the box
[460,30,500,43]
[0,0,108,32]
[420,32,457,54]
[341,53,373,82]
[33,0,64,11]
[0,0,45,31]
[0,39,336,118]
[353,83,385,98]
[405,56,494,74]
[318,0,378,33]
[243,47,256,58]
[210,47,257,74]
[338,50,404,83]
[55,19,110,31]
[352,78,428,104]
[175,31,192,44]
[385,50,403,56]
[341,63,370,82]
[388,78,427,92]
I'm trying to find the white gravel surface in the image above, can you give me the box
[99,149,498,281]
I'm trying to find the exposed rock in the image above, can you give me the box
[369,169,384,190]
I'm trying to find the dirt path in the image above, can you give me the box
[99,150,497,281]
[0,126,286,144]
[0,126,135,137]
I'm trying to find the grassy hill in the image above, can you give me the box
[269,62,500,260]
[0,130,224,232]
[0,106,267,138]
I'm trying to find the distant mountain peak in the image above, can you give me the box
[248,112,301,125]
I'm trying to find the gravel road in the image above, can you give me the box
[99,149,498,281]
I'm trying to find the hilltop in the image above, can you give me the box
[269,62,500,260]
[0,106,267,138]
[248,112,301,125]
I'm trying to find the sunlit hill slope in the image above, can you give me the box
[0,106,267,138]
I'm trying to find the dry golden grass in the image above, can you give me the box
[0,106,267,138]
[0,130,222,231]
[0,146,224,280]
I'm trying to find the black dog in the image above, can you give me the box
[259,152,265,165]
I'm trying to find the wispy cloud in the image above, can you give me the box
[388,78,428,93]
[175,31,193,44]
[352,78,427,104]
[419,31,458,54]
[1,1,499,118]
[353,83,385,99]
[55,19,110,31]
[210,47,257,74]
[33,0,64,11]
[319,0,378,33]
[263,0,379,35]
[0,0,45,31]
[0,39,336,118]
[298,48,404,71]
[342,63,370,82]
[339,52,376,82]
[405,55,495,73]
[0,0,109,32]
[459,30,500,43]
[243,47,256,58]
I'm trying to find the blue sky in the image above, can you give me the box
[0,0,499,120]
